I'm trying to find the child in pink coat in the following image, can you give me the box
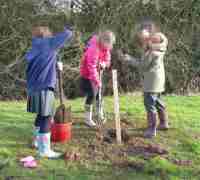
[80,31,116,127]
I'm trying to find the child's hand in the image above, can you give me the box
[137,29,150,49]
[147,34,162,51]
[100,62,107,70]
[64,24,73,31]
[150,34,162,44]
[141,29,150,40]
[139,29,150,43]
[57,61,63,71]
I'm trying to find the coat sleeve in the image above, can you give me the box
[124,54,140,67]
[86,47,100,87]
[50,28,73,50]
[151,33,168,52]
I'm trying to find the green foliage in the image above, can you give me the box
[144,156,179,174]
[73,0,200,94]
[0,148,12,158]
[180,139,200,155]
[0,0,200,99]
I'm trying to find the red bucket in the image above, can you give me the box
[51,122,72,143]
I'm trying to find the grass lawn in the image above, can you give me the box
[0,94,200,180]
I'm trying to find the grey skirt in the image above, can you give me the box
[27,89,55,116]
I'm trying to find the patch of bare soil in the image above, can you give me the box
[67,117,168,170]
[102,128,130,143]
[125,143,168,159]
[112,159,144,171]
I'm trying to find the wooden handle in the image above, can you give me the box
[112,69,122,144]
[98,70,103,103]
[97,70,103,122]
[58,70,64,105]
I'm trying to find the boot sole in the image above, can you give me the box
[144,135,156,139]
[39,154,63,159]
[144,132,156,138]
[157,127,169,131]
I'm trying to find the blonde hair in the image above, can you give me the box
[98,30,116,46]
[32,26,52,37]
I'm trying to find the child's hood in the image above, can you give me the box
[86,35,98,49]
[87,35,111,52]
[25,37,47,62]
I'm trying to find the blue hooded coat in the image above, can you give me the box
[25,28,72,93]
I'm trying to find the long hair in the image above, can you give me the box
[98,30,116,46]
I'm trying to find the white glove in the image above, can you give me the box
[57,61,63,71]
[100,62,107,69]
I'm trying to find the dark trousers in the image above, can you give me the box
[80,77,99,105]
[34,115,51,133]
[144,92,166,113]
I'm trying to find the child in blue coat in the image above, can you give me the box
[25,26,72,158]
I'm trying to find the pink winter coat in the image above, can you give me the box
[80,35,111,88]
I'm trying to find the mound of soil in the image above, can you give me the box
[68,117,169,170]
[102,128,130,143]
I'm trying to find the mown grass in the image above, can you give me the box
[0,94,200,180]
